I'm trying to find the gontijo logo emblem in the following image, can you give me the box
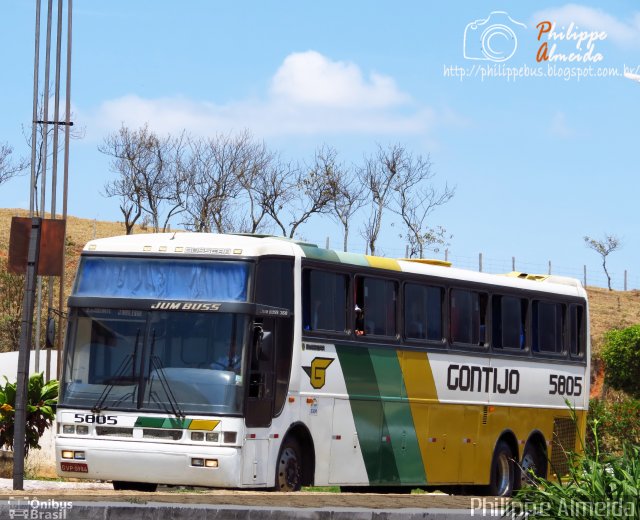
[303,357,334,389]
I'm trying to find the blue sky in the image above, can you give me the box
[1,1,638,289]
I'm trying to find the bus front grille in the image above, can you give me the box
[95,426,134,438]
[143,428,183,441]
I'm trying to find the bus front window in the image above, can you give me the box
[60,308,249,415]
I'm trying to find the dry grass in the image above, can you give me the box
[0,207,639,353]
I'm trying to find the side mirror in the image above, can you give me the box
[45,317,56,349]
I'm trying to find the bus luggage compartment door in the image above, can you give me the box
[242,438,268,485]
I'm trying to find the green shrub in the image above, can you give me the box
[508,411,640,519]
[601,324,640,398]
[0,373,58,454]
[588,397,640,454]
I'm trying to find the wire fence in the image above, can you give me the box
[315,235,637,292]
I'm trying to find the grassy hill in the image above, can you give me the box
[1,207,639,354]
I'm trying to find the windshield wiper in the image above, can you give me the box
[147,329,185,419]
[92,329,140,413]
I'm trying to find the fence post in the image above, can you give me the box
[583,265,587,288]
[479,253,483,272]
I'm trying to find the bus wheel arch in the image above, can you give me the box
[275,422,315,490]
[518,431,548,488]
[487,430,518,497]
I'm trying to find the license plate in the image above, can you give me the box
[60,462,88,473]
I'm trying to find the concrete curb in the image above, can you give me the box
[0,501,505,519]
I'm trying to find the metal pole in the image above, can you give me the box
[13,218,42,490]
[34,0,53,375]
[445,249,448,262]
[479,253,483,272]
[548,261,551,275]
[583,265,587,288]
[45,0,63,383]
[512,256,515,271]
[57,0,72,380]
[624,270,628,291]
[29,0,42,216]
[405,245,409,258]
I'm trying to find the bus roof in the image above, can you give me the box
[83,233,586,299]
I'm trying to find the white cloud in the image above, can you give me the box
[270,50,408,108]
[85,51,436,139]
[549,111,574,138]
[532,4,640,47]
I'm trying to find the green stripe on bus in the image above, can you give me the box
[336,344,401,485]
[369,349,427,485]
[299,245,342,263]
[134,417,165,428]
[134,417,192,429]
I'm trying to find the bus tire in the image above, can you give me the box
[275,437,303,491]
[519,442,546,488]
[488,441,515,497]
[112,481,158,492]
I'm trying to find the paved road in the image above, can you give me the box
[0,479,507,519]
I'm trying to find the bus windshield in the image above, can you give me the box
[60,308,249,415]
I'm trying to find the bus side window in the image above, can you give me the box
[492,295,527,350]
[450,289,487,347]
[532,301,565,355]
[359,277,397,337]
[569,304,584,357]
[302,270,348,333]
[404,283,443,342]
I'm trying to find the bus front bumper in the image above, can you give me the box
[55,437,243,488]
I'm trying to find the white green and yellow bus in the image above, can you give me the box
[55,233,589,495]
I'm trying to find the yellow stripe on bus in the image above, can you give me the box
[188,419,220,431]
[365,256,401,271]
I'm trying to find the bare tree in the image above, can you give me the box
[100,124,178,233]
[262,148,336,239]
[0,142,28,187]
[392,152,455,258]
[584,234,622,290]
[235,138,275,234]
[360,144,407,256]
[181,132,250,233]
[318,146,366,252]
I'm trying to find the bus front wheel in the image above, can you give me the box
[488,441,515,497]
[275,437,303,491]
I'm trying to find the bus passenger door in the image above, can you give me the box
[245,318,275,428]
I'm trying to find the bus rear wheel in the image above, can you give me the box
[113,481,158,492]
[275,437,302,491]
[519,443,546,488]
[488,441,515,497]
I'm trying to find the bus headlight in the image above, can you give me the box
[205,459,218,468]
[61,450,74,459]
[190,432,204,441]
[76,425,89,435]
[62,425,75,434]
[206,432,219,443]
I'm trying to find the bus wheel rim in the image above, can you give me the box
[278,447,299,490]
[497,453,511,495]
[521,452,536,485]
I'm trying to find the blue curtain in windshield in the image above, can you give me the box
[74,258,249,301]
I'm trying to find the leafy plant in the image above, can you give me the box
[0,373,58,454]
[601,324,640,398]
[588,397,640,455]
[507,410,640,519]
